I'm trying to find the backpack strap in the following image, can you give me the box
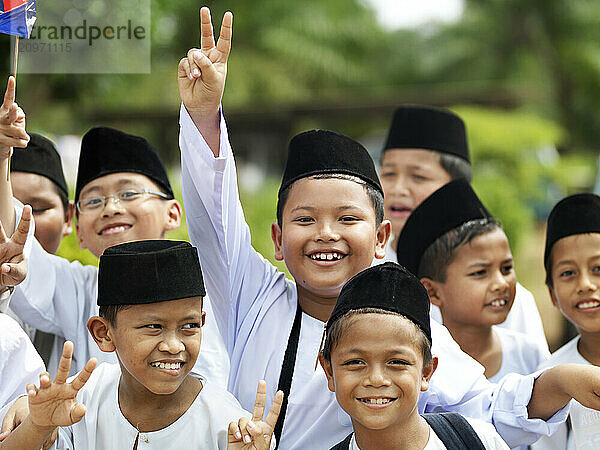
[328,433,353,450]
[422,412,486,450]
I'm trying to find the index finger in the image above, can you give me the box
[264,390,284,431]
[216,11,233,59]
[11,205,31,247]
[2,77,15,111]
[252,380,266,422]
[54,341,74,384]
[200,7,215,52]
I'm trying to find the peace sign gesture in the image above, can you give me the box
[0,204,31,288]
[178,7,233,122]
[227,381,284,450]
[27,341,97,429]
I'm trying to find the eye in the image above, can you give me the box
[118,189,142,201]
[380,171,396,178]
[340,216,359,223]
[559,269,575,278]
[293,217,314,224]
[501,264,514,275]
[388,359,409,366]
[412,174,427,182]
[182,322,201,329]
[83,197,103,208]
[143,324,162,329]
[32,207,52,214]
[469,270,486,277]
[592,265,600,273]
[342,359,364,366]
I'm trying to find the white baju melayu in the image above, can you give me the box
[488,328,549,384]
[54,363,266,450]
[179,105,567,450]
[378,239,549,353]
[0,313,45,408]
[8,199,230,388]
[347,417,509,449]
[531,336,598,450]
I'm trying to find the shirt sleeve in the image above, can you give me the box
[179,104,286,352]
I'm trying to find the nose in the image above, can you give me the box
[577,271,598,294]
[101,195,124,217]
[316,220,340,242]
[364,364,391,388]
[490,269,511,292]
[391,174,411,197]
[158,331,186,354]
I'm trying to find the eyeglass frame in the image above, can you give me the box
[76,188,171,214]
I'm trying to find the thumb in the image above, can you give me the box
[70,404,86,424]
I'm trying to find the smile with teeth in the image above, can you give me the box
[489,299,507,307]
[309,252,344,261]
[149,361,183,370]
[577,300,600,309]
[358,398,396,405]
[99,224,131,236]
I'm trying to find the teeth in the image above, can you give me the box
[361,398,392,404]
[578,301,600,309]
[150,362,182,370]
[490,299,507,307]
[310,252,342,261]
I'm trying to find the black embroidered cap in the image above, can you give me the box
[11,133,68,198]
[544,193,600,268]
[75,127,174,202]
[383,105,470,163]
[396,179,492,275]
[97,240,205,306]
[327,262,431,343]
[278,129,383,197]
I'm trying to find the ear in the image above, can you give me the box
[201,310,206,327]
[164,200,182,232]
[373,220,391,260]
[62,201,75,237]
[75,219,87,250]
[421,277,443,307]
[319,354,336,393]
[271,222,284,261]
[420,356,438,392]
[87,316,116,353]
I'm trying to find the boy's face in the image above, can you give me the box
[11,172,74,255]
[321,314,435,432]
[76,172,180,258]
[379,149,451,238]
[106,297,204,395]
[549,233,600,333]
[427,228,516,328]
[272,177,389,299]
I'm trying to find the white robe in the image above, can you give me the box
[9,199,230,388]
[379,239,549,353]
[54,363,262,450]
[179,105,567,450]
[0,313,45,407]
[347,417,509,449]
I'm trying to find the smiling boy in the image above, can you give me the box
[377,105,547,351]
[0,240,281,450]
[322,263,509,450]
[176,7,600,449]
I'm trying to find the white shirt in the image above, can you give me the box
[9,199,230,388]
[531,336,593,450]
[54,363,261,450]
[488,328,550,383]
[179,105,567,450]
[0,313,45,408]
[347,417,509,449]
[379,239,549,353]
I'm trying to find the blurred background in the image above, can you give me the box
[1,0,599,350]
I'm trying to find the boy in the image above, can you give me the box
[532,193,600,450]
[6,132,74,370]
[322,262,509,449]
[178,7,600,449]
[0,119,229,385]
[377,105,547,350]
[0,239,282,449]
[396,179,548,382]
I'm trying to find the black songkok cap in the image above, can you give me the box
[97,240,205,306]
[544,193,600,268]
[75,127,174,202]
[278,129,383,197]
[11,133,68,198]
[397,179,492,276]
[327,262,431,343]
[383,105,470,163]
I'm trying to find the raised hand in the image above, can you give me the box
[227,381,284,450]
[0,205,31,288]
[178,7,233,122]
[0,76,29,160]
[27,341,97,429]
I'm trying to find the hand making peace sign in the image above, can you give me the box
[227,381,284,450]
[0,76,29,160]
[0,204,31,288]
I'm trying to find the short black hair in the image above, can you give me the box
[276,174,384,228]
[322,307,432,371]
[54,184,70,214]
[439,152,472,182]
[418,218,502,282]
[98,304,133,326]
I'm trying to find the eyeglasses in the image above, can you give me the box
[76,188,170,213]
